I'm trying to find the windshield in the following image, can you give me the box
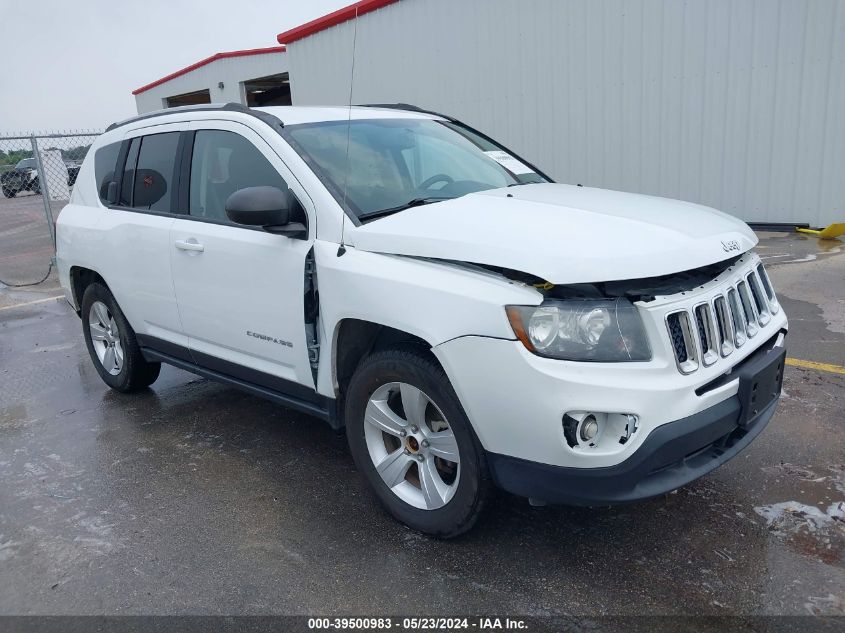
[283,118,548,219]
[16,158,35,170]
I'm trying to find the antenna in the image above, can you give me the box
[337,6,359,257]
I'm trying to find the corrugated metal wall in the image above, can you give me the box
[287,0,845,227]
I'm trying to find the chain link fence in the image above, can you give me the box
[0,131,100,290]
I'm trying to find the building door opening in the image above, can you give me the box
[166,89,212,108]
[243,73,291,106]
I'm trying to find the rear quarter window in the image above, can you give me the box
[131,132,179,213]
[94,141,121,204]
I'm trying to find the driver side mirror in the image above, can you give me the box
[225,186,307,239]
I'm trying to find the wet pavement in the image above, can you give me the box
[0,232,843,616]
[0,193,62,307]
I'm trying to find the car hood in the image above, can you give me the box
[350,184,758,284]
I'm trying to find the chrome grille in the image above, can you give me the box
[747,270,771,326]
[693,303,719,366]
[712,295,735,357]
[665,260,779,374]
[736,279,760,338]
[727,288,747,348]
[665,311,699,374]
[667,313,687,362]
[756,263,779,314]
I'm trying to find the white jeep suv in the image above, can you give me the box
[57,103,787,537]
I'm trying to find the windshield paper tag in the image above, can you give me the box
[484,150,534,175]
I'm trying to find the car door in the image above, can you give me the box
[95,126,188,357]
[169,121,316,393]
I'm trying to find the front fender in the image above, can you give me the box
[312,240,539,397]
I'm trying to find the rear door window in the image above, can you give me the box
[130,132,179,212]
[119,137,140,207]
[94,142,121,204]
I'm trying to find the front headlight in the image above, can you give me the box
[506,298,652,361]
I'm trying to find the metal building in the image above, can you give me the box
[133,47,290,113]
[279,0,844,228]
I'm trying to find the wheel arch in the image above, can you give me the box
[68,266,108,314]
[331,318,440,401]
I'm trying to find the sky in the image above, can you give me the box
[0,0,350,133]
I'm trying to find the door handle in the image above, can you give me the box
[174,239,204,252]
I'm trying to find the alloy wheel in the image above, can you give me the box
[363,382,461,510]
[88,301,124,375]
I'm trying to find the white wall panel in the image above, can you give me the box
[286,0,844,227]
[134,52,288,114]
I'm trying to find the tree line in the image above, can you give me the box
[0,144,91,168]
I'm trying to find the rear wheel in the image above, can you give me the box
[81,282,160,392]
[2,187,15,198]
[345,346,491,538]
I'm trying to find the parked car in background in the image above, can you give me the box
[1,158,39,197]
[56,103,787,537]
[0,157,82,198]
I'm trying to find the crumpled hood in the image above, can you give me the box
[350,183,758,284]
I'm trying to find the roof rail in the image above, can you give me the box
[358,103,554,182]
[106,102,284,133]
[358,103,458,122]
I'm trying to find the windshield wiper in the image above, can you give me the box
[359,197,450,221]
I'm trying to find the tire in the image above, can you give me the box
[2,187,15,198]
[81,282,161,392]
[345,346,491,538]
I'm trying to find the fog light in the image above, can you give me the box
[563,412,602,448]
[563,411,639,450]
[619,414,639,445]
[580,415,599,441]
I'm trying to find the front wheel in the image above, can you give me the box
[345,346,491,538]
[2,187,16,198]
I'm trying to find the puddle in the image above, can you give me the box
[758,233,844,267]
[805,593,844,616]
[755,501,844,565]
[762,462,827,482]
[756,463,845,566]
[756,500,845,531]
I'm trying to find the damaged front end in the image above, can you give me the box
[462,254,744,303]
[304,248,320,384]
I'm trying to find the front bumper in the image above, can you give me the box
[434,331,785,503]
[487,381,779,505]
[432,252,787,503]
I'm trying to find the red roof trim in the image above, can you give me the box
[276,0,399,44]
[132,46,287,95]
